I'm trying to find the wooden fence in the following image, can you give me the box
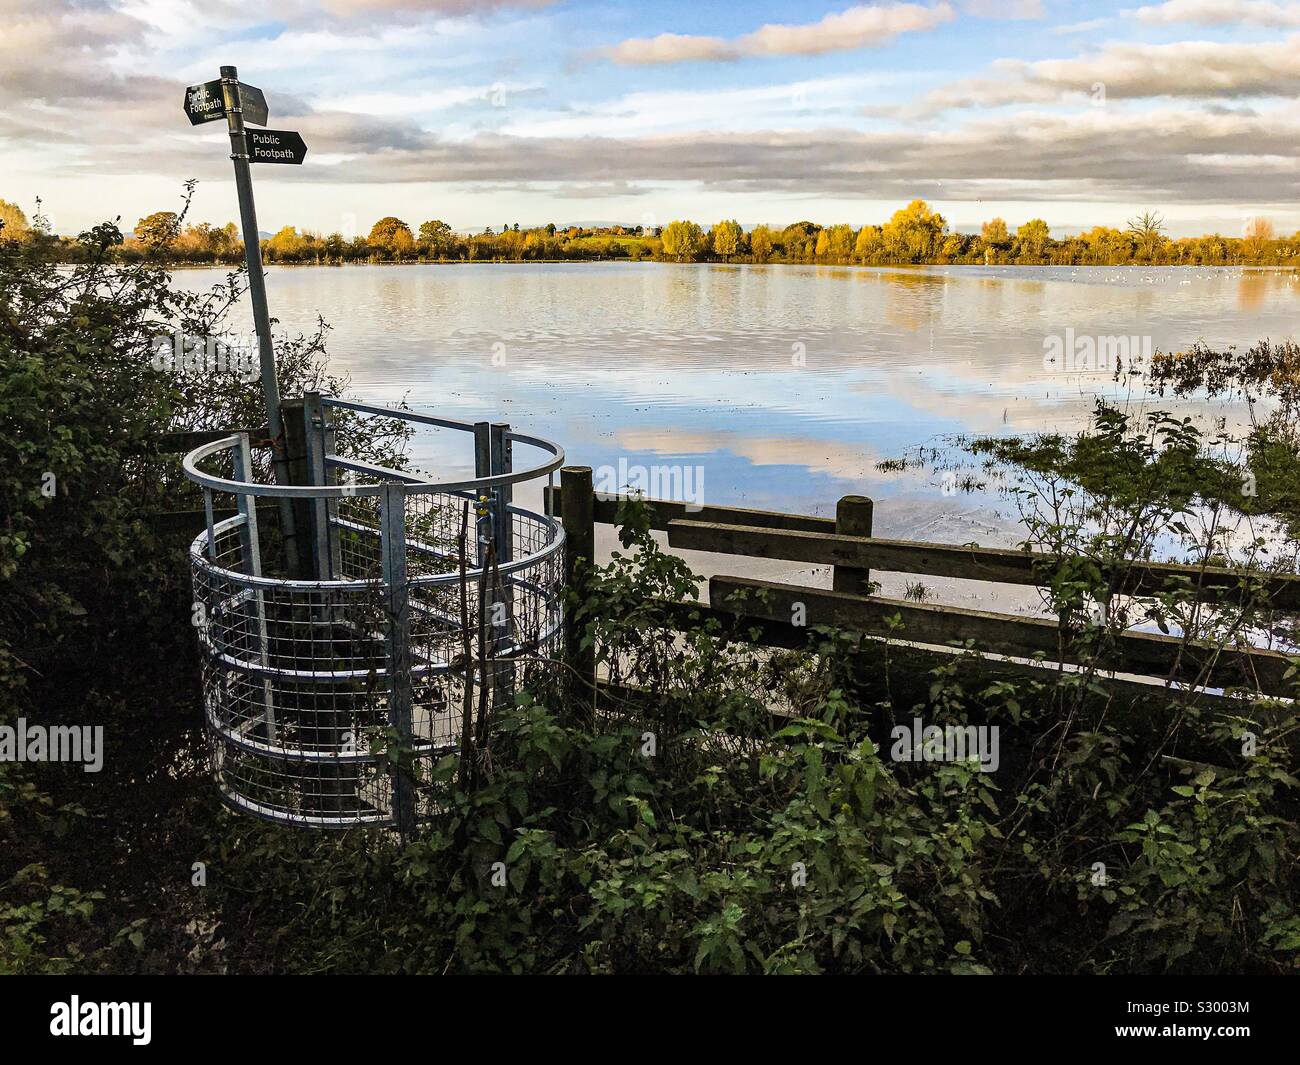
[548,466,1299,702]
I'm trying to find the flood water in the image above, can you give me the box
[174,261,1300,547]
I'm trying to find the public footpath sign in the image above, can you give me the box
[248,128,307,165]
[183,80,268,126]
[180,66,306,570]
[183,80,226,124]
[239,83,269,127]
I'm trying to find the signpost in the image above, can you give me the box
[247,129,308,165]
[184,79,267,127]
[183,80,225,125]
[184,66,309,575]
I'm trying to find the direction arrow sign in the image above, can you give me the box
[247,128,307,165]
[183,79,225,124]
[183,80,268,125]
[239,84,269,127]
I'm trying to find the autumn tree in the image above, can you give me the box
[749,225,774,262]
[661,220,704,262]
[176,221,237,259]
[939,232,968,262]
[1127,210,1166,261]
[266,225,308,260]
[0,199,29,238]
[881,200,945,263]
[419,219,454,258]
[710,219,744,261]
[854,225,883,262]
[135,211,181,254]
[1016,218,1050,259]
[816,223,855,261]
[780,221,821,262]
[322,232,346,260]
[368,216,415,258]
[981,217,1008,244]
[1243,216,1275,261]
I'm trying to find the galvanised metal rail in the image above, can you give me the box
[183,395,566,832]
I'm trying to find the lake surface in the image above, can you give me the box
[175,262,1300,546]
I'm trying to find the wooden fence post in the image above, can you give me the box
[832,495,874,595]
[561,466,596,719]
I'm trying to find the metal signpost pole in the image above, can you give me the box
[218,64,300,574]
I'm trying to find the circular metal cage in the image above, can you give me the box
[183,395,566,830]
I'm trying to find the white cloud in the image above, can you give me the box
[601,33,738,65]
[499,74,899,138]
[599,3,955,65]
[315,82,543,116]
[911,36,1300,114]
[959,0,1044,18]
[10,0,1300,233]
[742,2,955,56]
[319,0,555,14]
[89,103,1290,210]
[1053,17,1113,34]
[1128,0,1300,27]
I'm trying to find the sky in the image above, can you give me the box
[3,0,1299,238]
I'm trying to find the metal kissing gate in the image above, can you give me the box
[182,395,566,831]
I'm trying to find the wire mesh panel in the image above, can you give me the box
[184,400,565,830]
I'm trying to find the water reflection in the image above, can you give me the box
[171,263,1299,540]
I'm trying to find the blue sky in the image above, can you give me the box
[5,0,1299,237]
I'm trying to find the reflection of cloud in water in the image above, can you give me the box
[616,426,885,482]
[167,262,1299,520]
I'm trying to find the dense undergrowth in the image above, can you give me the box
[2,216,1298,974]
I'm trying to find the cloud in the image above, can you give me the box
[9,0,1300,231]
[319,0,556,14]
[601,33,738,65]
[84,103,1286,209]
[1052,17,1113,33]
[958,0,1044,18]
[1128,0,1300,27]
[2,0,158,103]
[598,3,955,65]
[910,37,1300,114]
[742,2,955,56]
[499,74,898,138]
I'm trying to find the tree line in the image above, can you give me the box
[5,196,1298,267]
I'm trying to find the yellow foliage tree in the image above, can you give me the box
[0,199,29,238]
[711,219,743,261]
[661,220,704,262]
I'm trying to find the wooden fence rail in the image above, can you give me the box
[546,489,1300,611]
[553,471,1299,701]
[710,576,1295,697]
